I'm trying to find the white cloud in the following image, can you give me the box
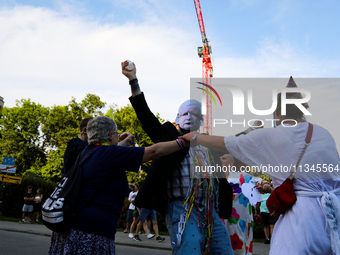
[0,4,339,149]
[0,5,201,122]
[213,36,340,78]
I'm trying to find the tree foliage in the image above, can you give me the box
[114,105,165,184]
[0,94,106,180]
[0,98,163,184]
[0,99,49,174]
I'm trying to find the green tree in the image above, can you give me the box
[68,93,106,120]
[36,94,106,181]
[113,105,165,184]
[0,94,106,180]
[81,94,106,116]
[114,105,164,148]
[0,99,49,174]
[41,105,79,148]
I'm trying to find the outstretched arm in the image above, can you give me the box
[182,132,228,153]
[141,138,188,163]
[121,60,164,143]
[181,120,263,152]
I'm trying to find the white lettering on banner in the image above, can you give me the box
[51,188,62,199]
[43,198,54,210]
[43,197,64,210]
[53,198,64,209]
[58,177,68,188]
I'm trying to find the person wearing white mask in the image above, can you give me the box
[121,60,234,255]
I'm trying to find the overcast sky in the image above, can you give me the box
[0,0,339,147]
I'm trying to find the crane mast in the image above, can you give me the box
[193,0,213,134]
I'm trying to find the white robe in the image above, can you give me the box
[224,122,340,255]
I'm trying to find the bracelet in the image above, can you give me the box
[129,78,138,85]
[175,139,182,149]
[176,138,185,149]
[129,78,140,94]
[178,138,184,148]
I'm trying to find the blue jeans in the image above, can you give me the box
[139,208,157,223]
[166,200,233,255]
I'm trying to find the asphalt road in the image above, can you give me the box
[0,230,172,255]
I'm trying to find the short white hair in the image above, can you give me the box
[87,116,117,143]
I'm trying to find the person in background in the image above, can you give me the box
[221,153,261,255]
[21,185,34,224]
[64,117,137,174]
[132,208,165,242]
[63,117,93,174]
[124,184,138,234]
[33,188,43,224]
[128,206,140,239]
[258,179,276,244]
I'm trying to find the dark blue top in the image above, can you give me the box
[74,144,144,240]
[63,137,88,174]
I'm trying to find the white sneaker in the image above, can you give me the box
[147,234,155,239]
[128,233,134,238]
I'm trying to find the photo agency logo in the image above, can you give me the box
[192,78,312,131]
[196,82,223,106]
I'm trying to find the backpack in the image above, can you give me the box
[42,146,98,233]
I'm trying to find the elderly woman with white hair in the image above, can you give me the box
[48,116,189,255]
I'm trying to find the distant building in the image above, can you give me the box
[0,96,4,108]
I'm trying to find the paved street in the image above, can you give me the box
[0,221,270,255]
[0,230,50,255]
[0,230,173,255]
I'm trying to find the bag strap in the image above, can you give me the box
[75,145,98,166]
[289,123,314,180]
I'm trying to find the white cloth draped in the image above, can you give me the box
[224,122,340,255]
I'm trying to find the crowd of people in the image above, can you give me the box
[26,60,339,255]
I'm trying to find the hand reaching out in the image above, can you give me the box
[220,154,235,179]
[220,154,235,167]
[121,60,137,81]
[254,181,272,193]
[118,132,136,146]
[252,120,264,129]
[128,183,137,192]
[180,131,200,147]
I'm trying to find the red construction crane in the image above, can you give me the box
[193,0,213,134]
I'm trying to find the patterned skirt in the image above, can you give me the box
[48,228,115,255]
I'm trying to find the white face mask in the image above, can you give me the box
[177,100,202,131]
